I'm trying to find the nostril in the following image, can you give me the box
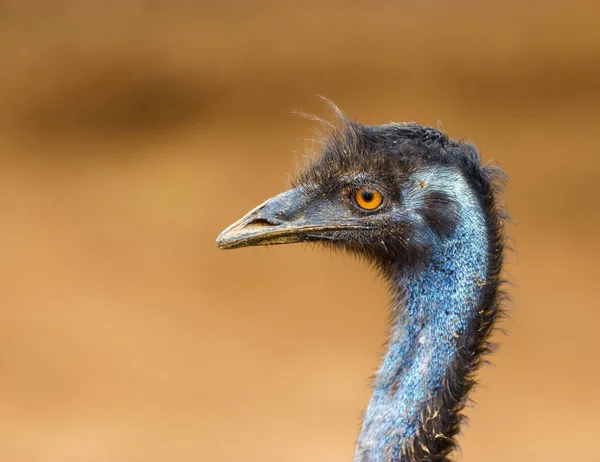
[249,217,283,227]
[251,218,271,227]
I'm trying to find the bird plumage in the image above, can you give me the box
[217,104,508,462]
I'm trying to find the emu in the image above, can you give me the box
[216,106,507,462]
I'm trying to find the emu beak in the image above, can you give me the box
[216,188,342,250]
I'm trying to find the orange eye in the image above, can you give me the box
[354,187,383,210]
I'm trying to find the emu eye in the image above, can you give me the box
[354,187,383,210]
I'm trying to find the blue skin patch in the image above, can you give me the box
[354,168,488,461]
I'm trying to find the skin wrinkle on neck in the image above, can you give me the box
[354,168,489,462]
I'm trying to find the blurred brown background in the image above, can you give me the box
[0,1,598,461]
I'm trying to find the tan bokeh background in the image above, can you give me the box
[1,2,599,461]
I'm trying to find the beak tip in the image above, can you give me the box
[215,230,233,250]
[216,221,250,250]
[216,218,245,250]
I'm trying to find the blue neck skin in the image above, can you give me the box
[354,171,488,462]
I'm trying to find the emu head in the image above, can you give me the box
[217,113,486,272]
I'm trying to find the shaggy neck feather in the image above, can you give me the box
[354,178,489,462]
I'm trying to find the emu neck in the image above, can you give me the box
[354,204,489,461]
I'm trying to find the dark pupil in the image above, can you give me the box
[361,190,374,202]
